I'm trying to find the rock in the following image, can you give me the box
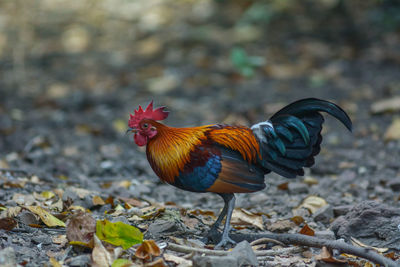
[67,254,91,266]
[288,182,309,194]
[313,204,334,223]
[333,205,353,217]
[315,230,335,240]
[331,201,400,250]
[18,210,40,225]
[32,235,52,245]
[192,241,258,267]
[231,241,258,266]
[0,247,16,267]
[388,179,400,192]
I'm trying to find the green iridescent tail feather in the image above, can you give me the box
[259,98,352,178]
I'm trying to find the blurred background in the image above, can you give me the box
[1,0,400,197]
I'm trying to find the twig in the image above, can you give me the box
[255,246,304,256]
[167,243,228,256]
[167,243,304,257]
[230,233,397,267]
[250,237,285,247]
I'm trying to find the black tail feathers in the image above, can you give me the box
[258,98,352,178]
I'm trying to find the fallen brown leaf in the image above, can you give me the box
[231,208,264,230]
[290,216,305,225]
[299,224,315,236]
[66,211,96,245]
[92,235,113,267]
[93,195,106,206]
[277,182,289,190]
[294,196,327,214]
[267,219,296,233]
[135,240,161,260]
[315,246,347,263]
[52,235,68,246]
[49,257,62,267]
[0,217,17,230]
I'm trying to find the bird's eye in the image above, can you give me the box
[142,123,148,129]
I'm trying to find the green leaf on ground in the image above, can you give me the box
[96,219,143,249]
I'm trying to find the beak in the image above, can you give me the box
[126,127,137,135]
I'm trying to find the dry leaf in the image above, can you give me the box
[164,253,192,267]
[384,118,400,142]
[267,219,296,232]
[93,196,106,206]
[13,193,36,205]
[188,209,215,217]
[68,205,87,212]
[141,207,166,220]
[315,246,347,263]
[66,211,96,246]
[70,187,93,199]
[52,235,68,246]
[277,182,289,190]
[117,180,131,189]
[294,196,327,214]
[5,206,22,217]
[92,234,113,267]
[290,216,305,225]
[350,236,388,253]
[303,176,318,185]
[0,217,17,230]
[119,197,144,208]
[135,240,161,260]
[49,257,62,267]
[26,206,65,227]
[182,217,198,230]
[384,251,399,261]
[231,208,264,230]
[299,224,315,236]
[50,198,64,212]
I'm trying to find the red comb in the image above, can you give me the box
[128,101,169,128]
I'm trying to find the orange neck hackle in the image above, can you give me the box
[146,122,209,184]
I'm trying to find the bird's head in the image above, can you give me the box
[127,101,169,146]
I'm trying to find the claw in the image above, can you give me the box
[214,235,236,249]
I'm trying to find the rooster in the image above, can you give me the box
[127,99,352,248]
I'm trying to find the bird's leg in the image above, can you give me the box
[214,193,236,249]
[203,200,228,243]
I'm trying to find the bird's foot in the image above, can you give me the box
[201,226,220,244]
[214,235,236,249]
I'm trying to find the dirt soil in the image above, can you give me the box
[1,1,400,266]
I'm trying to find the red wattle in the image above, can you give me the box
[134,133,148,146]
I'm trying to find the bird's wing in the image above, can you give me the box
[172,125,266,194]
[205,146,266,193]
